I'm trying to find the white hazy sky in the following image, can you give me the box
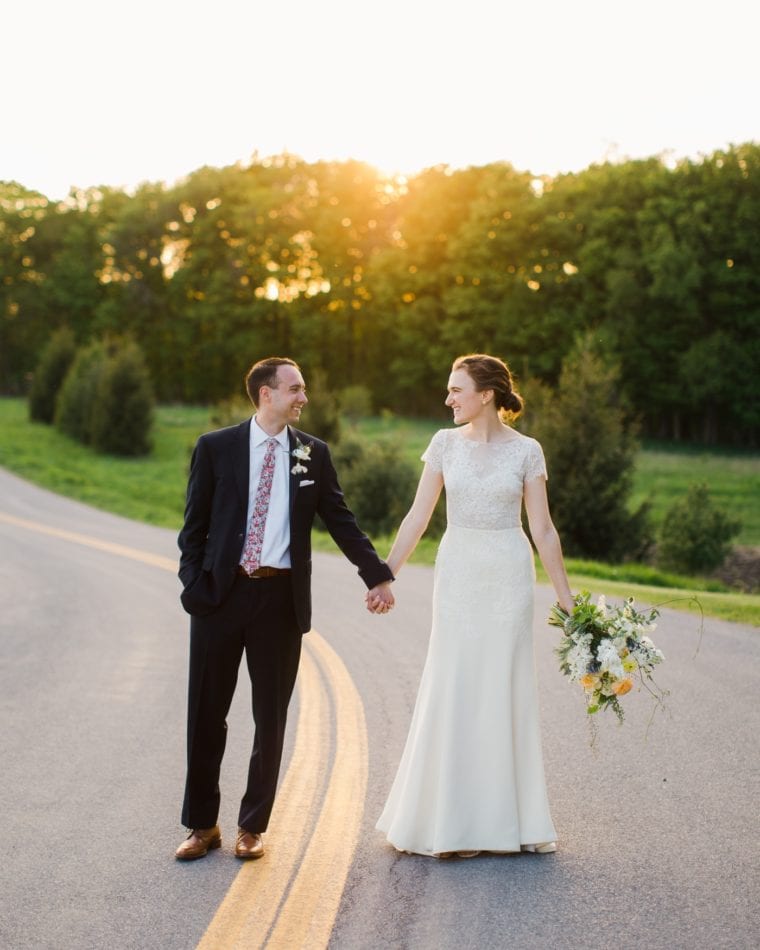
[2,0,758,199]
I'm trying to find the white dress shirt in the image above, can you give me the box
[241,417,291,569]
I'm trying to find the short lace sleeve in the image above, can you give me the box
[421,429,447,472]
[523,438,548,483]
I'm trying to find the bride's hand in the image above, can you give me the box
[366,583,395,614]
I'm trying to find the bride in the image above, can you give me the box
[374,354,575,858]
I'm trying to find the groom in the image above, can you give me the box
[176,357,394,860]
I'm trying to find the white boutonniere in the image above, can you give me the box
[291,438,313,475]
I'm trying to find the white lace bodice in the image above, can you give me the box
[422,428,547,530]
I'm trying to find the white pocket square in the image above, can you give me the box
[299,479,315,487]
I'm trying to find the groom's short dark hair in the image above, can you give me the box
[245,357,300,407]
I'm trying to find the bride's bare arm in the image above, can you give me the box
[523,476,574,613]
[385,464,444,576]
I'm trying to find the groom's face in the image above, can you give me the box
[266,365,308,426]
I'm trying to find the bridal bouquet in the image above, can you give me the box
[549,592,666,725]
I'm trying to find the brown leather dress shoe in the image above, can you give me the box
[235,828,264,859]
[175,826,222,861]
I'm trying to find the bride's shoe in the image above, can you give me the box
[456,850,481,858]
[521,842,557,854]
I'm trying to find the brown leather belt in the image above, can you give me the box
[237,565,291,578]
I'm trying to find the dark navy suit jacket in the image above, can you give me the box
[177,420,393,633]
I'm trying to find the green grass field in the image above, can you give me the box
[0,398,757,625]
[0,399,205,528]
[632,442,759,547]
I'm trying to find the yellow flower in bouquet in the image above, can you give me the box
[579,673,600,691]
[612,678,633,696]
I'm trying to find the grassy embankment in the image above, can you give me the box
[0,398,757,625]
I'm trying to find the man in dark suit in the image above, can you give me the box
[175,356,394,861]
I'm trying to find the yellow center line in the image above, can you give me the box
[197,646,328,949]
[265,631,368,949]
[0,512,178,572]
[1,507,370,948]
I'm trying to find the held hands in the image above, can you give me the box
[365,582,395,615]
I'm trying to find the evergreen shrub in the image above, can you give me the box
[336,436,417,537]
[90,340,154,456]
[338,385,373,421]
[28,327,77,423]
[54,339,109,443]
[210,396,251,428]
[657,484,741,574]
[525,336,653,562]
[300,368,341,444]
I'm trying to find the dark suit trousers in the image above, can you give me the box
[181,573,302,833]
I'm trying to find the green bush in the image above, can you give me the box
[526,336,653,562]
[28,327,77,424]
[300,367,341,443]
[210,395,251,428]
[331,431,366,472]
[657,484,742,574]
[90,341,154,456]
[336,436,417,537]
[334,431,447,541]
[54,337,154,455]
[54,339,109,443]
[338,384,373,421]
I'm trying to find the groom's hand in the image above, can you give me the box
[365,582,394,614]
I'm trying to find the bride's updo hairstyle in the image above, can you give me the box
[452,353,524,420]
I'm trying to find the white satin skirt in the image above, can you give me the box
[376,524,557,855]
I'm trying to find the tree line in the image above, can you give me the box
[2,143,758,444]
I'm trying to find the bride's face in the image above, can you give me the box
[445,369,488,424]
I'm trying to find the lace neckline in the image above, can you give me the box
[454,430,526,448]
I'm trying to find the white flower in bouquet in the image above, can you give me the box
[566,639,593,681]
[597,639,625,679]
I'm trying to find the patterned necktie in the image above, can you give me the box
[240,436,278,574]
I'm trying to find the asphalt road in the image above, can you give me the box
[1,467,758,949]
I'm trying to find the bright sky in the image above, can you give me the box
[2,0,758,199]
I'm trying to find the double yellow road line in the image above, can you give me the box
[199,634,367,948]
[0,511,369,948]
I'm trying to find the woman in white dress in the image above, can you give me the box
[375,354,575,858]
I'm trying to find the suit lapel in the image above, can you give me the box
[233,418,252,511]
[287,427,298,517]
